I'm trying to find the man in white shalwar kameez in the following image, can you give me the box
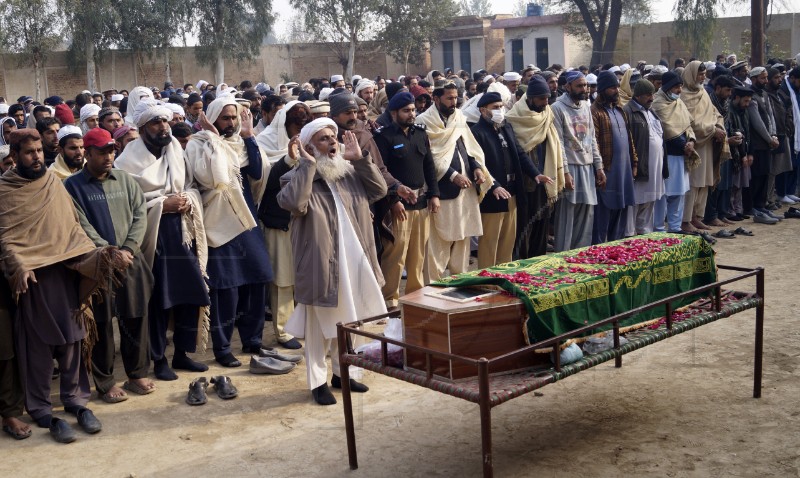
[278,118,388,405]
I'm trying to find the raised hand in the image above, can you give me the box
[342,130,363,161]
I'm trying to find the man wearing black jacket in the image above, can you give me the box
[373,93,440,307]
[471,92,552,268]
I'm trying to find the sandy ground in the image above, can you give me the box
[2,216,799,478]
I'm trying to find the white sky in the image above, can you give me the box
[267,0,794,38]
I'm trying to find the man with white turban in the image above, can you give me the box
[115,99,210,381]
[255,100,312,350]
[185,97,273,367]
[354,79,376,104]
[278,118,387,405]
[79,104,101,134]
[123,86,155,127]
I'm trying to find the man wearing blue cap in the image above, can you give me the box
[591,71,637,244]
[550,71,606,251]
[373,92,440,308]
[471,92,553,267]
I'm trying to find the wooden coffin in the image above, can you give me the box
[400,286,547,381]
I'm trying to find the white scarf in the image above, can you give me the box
[787,77,800,153]
[415,105,492,200]
[114,136,209,350]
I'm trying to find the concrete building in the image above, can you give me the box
[429,15,512,75]
[492,14,591,72]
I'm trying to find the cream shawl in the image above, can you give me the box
[680,61,723,146]
[114,136,209,350]
[505,100,565,204]
[253,100,301,205]
[415,105,492,200]
[618,69,634,107]
[185,97,257,248]
[651,89,694,141]
[48,154,85,180]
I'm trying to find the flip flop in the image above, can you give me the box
[210,376,238,400]
[733,227,754,236]
[100,391,129,404]
[713,229,736,239]
[698,232,717,245]
[123,380,156,395]
[186,377,208,406]
[3,424,32,440]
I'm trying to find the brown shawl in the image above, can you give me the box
[0,169,124,366]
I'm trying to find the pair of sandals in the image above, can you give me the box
[713,227,754,239]
[186,376,238,406]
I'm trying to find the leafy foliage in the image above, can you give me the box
[381,0,459,75]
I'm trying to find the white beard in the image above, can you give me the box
[313,147,352,182]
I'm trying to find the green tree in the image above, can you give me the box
[192,0,276,85]
[458,0,492,16]
[381,0,459,75]
[290,0,385,80]
[59,0,119,93]
[0,0,62,100]
[114,0,192,85]
[547,0,652,66]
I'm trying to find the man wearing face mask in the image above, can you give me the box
[550,71,607,251]
[470,92,553,267]
[416,83,491,280]
[623,79,666,234]
[590,71,638,244]
[186,97,273,367]
[506,76,566,258]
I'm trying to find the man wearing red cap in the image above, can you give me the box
[64,128,155,403]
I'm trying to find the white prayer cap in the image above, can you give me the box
[526,64,541,72]
[80,104,101,124]
[354,79,375,95]
[609,66,621,73]
[132,99,172,128]
[285,82,299,88]
[705,61,716,71]
[164,103,185,117]
[205,96,239,125]
[111,94,124,102]
[196,80,209,89]
[651,65,668,75]
[319,88,335,101]
[397,75,405,82]
[585,73,598,85]
[57,125,83,142]
[727,53,737,61]
[351,75,362,83]
[330,75,344,83]
[749,66,766,77]
[0,104,8,115]
[620,63,631,72]
[309,101,330,115]
[503,72,522,82]
[299,118,338,146]
[81,90,91,95]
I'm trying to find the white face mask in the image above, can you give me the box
[491,108,505,125]
[668,92,680,101]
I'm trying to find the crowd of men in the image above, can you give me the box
[0,50,799,442]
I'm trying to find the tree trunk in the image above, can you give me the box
[215,48,225,85]
[165,48,172,83]
[34,58,42,102]
[404,48,410,77]
[346,35,356,80]
[86,36,97,92]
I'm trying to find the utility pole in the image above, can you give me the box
[751,0,764,65]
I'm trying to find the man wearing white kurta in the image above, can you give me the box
[278,118,388,405]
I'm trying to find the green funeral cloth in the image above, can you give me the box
[433,233,717,344]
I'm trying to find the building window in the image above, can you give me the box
[511,39,524,72]
[443,41,454,71]
[536,38,549,69]
[459,40,471,73]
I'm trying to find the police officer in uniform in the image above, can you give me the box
[373,92,440,308]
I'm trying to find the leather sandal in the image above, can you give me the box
[733,227,754,236]
[713,229,736,239]
[186,377,208,406]
[210,376,238,400]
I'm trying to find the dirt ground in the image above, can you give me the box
[2,217,799,478]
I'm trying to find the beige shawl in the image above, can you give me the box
[505,100,565,205]
[48,153,84,180]
[415,105,493,200]
[253,100,301,205]
[369,88,388,117]
[680,61,724,146]
[651,89,694,141]
[618,69,634,107]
